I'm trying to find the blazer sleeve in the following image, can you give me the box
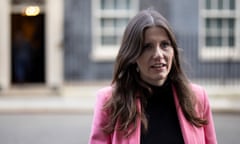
[89,87,112,144]
[201,87,218,144]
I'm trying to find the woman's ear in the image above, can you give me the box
[134,63,139,72]
[136,66,140,73]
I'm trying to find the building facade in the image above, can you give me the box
[0,0,239,93]
[64,0,240,84]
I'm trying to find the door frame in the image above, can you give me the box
[0,0,63,92]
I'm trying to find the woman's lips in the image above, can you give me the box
[150,63,166,71]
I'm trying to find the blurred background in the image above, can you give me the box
[0,0,240,143]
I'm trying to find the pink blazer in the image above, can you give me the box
[89,84,217,144]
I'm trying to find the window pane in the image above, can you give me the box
[206,18,210,28]
[229,0,235,9]
[212,0,218,9]
[101,18,114,28]
[206,36,222,46]
[213,36,222,46]
[102,36,117,45]
[217,18,222,29]
[228,18,235,36]
[229,36,234,47]
[218,0,223,9]
[207,18,221,29]
[116,18,129,28]
[101,0,114,9]
[206,0,211,9]
[206,36,213,46]
[205,18,222,37]
[115,0,130,9]
[222,36,234,47]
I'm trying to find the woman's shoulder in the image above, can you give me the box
[96,86,114,102]
[190,83,205,92]
[97,86,113,93]
[189,83,208,101]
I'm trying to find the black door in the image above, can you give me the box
[11,14,45,84]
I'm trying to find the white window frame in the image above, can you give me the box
[91,0,139,61]
[199,0,240,61]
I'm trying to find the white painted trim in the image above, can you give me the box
[236,0,240,58]
[200,10,236,18]
[0,0,10,90]
[198,0,205,61]
[91,46,119,61]
[45,0,63,88]
[200,47,240,61]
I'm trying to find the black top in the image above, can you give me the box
[140,81,184,144]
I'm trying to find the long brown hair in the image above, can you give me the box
[103,9,207,136]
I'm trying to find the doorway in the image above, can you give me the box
[11,14,45,84]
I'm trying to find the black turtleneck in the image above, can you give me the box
[140,81,184,144]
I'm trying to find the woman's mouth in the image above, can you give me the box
[151,63,166,68]
[150,63,166,71]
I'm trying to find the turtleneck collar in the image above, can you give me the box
[144,79,172,94]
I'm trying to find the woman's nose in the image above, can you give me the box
[153,47,164,58]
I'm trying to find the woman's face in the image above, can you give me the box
[136,26,174,86]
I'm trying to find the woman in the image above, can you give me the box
[89,9,217,144]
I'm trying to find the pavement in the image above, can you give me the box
[0,82,240,113]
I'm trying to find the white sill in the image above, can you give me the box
[90,46,119,62]
[199,47,240,61]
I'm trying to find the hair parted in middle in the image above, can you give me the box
[102,8,208,137]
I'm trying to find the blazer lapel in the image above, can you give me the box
[172,85,195,144]
[134,99,141,144]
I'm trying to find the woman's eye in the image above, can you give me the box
[160,41,171,49]
[143,43,153,50]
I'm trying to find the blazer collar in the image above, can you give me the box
[172,85,197,144]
